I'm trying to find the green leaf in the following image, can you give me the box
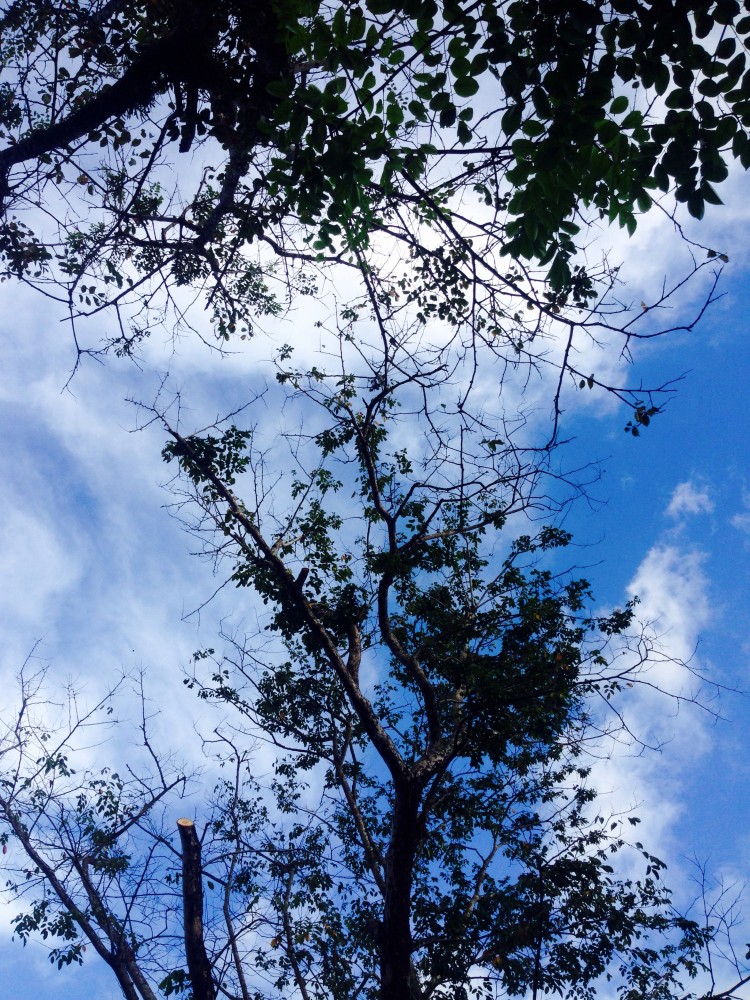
[521,119,545,137]
[687,191,705,219]
[453,76,480,98]
[716,37,737,60]
[386,102,404,128]
[597,120,619,145]
[665,88,693,109]
[457,118,472,144]
[621,109,643,130]
[266,79,291,98]
[439,105,457,128]
[288,109,308,144]
[701,181,723,205]
[548,253,571,292]
[408,99,427,121]
[502,103,523,136]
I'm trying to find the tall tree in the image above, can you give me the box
[2,340,748,1000]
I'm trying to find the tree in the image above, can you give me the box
[2,345,749,1000]
[0,0,746,427]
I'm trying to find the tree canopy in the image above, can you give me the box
[0,449,730,1000]
[0,0,746,377]
[1,333,747,1000]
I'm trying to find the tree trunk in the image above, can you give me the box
[177,818,215,1000]
[380,788,421,1000]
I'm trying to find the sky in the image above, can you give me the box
[0,171,749,996]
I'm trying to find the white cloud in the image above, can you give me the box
[588,543,714,883]
[730,491,750,535]
[626,544,711,671]
[666,480,715,519]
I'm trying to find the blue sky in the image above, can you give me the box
[0,174,749,997]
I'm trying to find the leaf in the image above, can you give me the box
[266,79,291,98]
[288,109,308,144]
[716,37,737,60]
[687,191,705,219]
[664,88,693,109]
[597,119,619,145]
[522,119,545,137]
[501,103,523,136]
[548,253,571,292]
[453,76,479,98]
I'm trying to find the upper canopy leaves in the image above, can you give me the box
[0,0,747,322]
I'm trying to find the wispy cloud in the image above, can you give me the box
[588,489,717,887]
[666,480,715,519]
[730,490,750,536]
[595,543,712,785]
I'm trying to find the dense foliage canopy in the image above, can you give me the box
[0,0,747,375]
